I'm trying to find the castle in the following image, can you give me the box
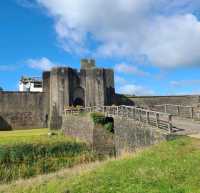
[0,59,200,131]
[0,59,115,130]
[44,59,115,129]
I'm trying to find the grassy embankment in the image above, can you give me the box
[1,136,200,193]
[0,129,98,183]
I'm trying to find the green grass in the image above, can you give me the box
[1,136,200,193]
[0,129,49,144]
[0,129,98,183]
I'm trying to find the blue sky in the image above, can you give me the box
[1,0,200,95]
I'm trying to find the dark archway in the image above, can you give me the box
[73,87,85,107]
[73,97,84,106]
[0,116,12,131]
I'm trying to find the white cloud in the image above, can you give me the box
[118,84,155,96]
[26,57,60,71]
[115,76,127,85]
[35,0,200,68]
[115,63,149,77]
[141,14,200,68]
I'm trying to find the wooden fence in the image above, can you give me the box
[64,105,174,133]
[153,104,194,119]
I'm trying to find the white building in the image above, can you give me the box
[19,77,43,92]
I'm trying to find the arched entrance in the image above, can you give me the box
[73,97,84,106]
[73,87,85,107]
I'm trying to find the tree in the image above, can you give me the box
[0,87,3,91]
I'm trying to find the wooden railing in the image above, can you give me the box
[153,104,194,119]
[64,105,174,133]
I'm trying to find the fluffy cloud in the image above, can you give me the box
[118,84,155,96]
[115,76,127,86]
[141,14,200,67]
[35,0,200,68]
[26,57,60,71]
[115,63,149,77]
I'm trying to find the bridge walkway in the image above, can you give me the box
[152,104,200,135]
[171,117,200,135]
[64,105,200,136]
[65,106,173,133]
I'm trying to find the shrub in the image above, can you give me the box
[104,122,114,133]
[0,136,98,183]
[90,113,114,133]
[91,113,106,125]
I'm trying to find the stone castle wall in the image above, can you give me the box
[62,113,167,155]
[62,114,94,144]
[1,59,200,131]
[114,117,167,155]
[62,114,115,155]
[116,95,200,107]
[48,64,115,129]
[0,92,48,130]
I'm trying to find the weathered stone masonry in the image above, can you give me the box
[62,113,167,155]
[0,59,115,130]
[46,59,115,129]
[0,92,48,130]
[1,59,200,130]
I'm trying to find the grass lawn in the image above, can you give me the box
[0,129,97,184]
[1,136,200,193]
[0,129,49,144]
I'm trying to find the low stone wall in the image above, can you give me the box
[62,114,115,155]
[0,92,48,130]
[62,113,168,156]
[93,124,115,156]
[62,114,94,144]
[114,117,167,155]
[116,95,200,108]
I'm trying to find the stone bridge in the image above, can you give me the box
[63,105,200,155]
[64,105,200,136]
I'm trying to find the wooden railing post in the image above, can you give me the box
[190,107,194,119]
[139,110,142,122]
[136,109,139,121]
[197,111,200,120]
[133,108,136,119]
[164,104,167,113]
[168,114,173,133]
[127,107,130,118]
[177,105,180,116]
[146,111,150,124]
[155,113,159,128]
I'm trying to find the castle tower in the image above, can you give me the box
[44,59,115,129]
[49,67,71,129]
[80,59,115,106]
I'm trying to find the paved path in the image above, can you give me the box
[172,117,200,135]
[188,134,200,139]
